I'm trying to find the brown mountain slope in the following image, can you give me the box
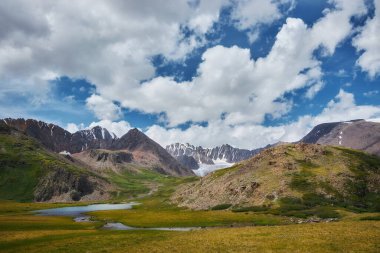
[110,128,194,176]
[172,143,380,210]
[301,120,380,156]
[2,119,193,177]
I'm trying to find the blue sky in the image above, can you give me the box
[0,0,379,149]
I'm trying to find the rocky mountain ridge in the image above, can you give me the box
[166,143,261,166]
[2,118,116,153]
[1,118,193,177]
[300,119,380,156]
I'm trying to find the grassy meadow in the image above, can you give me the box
[1,173,380,252]
[1,206,379,253]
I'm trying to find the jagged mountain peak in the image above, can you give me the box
[1,118,193,177]
[76,126,116,141]
[114,128,151,151]
[166,142,261,172]
[2,118,118,153]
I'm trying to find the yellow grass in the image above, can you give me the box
[90,208,288,227]
[1,221,379,252]
[0,230,95,242]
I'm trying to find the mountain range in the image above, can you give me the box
[0,117,379,205]
[0,118,193,202]
[2,118,192,176]
[166,143,261,171]
[168,119,380,174]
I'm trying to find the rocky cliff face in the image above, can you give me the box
[34,167,96,202]
[301,120,380,156]
[166,143,260,167]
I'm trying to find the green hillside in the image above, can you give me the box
[0,129,102,202]
[173,143,380,217]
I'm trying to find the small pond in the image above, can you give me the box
[34,203,138,217]
[103,223,199,231]
[34,202,200,231]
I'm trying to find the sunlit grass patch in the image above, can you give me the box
[90,208,287,228]
[1,221,379,253]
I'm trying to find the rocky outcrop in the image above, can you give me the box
[72,149,134,174]
[300,119,380,156]
[34,167,96,201]
[88,149,133,164]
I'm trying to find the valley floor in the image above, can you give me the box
[1,157,380,253]
[0,199,379,253]
[1,215,379,252]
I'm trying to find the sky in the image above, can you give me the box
[0,0,379,149]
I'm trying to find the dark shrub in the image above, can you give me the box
[211,203,232,210]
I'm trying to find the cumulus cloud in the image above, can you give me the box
[66,122,85,133]
[0,0,230,105]
[145,90,380,149]
[88,120,132,137]
[305,81,324,99]
[66,120,131,137]
[353,0,380,78]
[86,94,122,121]
[121,1,366,127]
[231,0,295,43]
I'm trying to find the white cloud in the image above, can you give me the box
[86,94,122,121]
[363,90,379,97]
[145,90,380,149]
[231,0,282,29]
[0,0,229,104]
[305,89,380,125]
[88,120,132,137]
[310,0,367,55]
[65,120,131,137]
[305,81,324,99]
[1,0,368,127]
[353,0,380,78]
[230,0,295,43]
[367,117,380,123]
[121,1,366,127]
[66,122,85,133]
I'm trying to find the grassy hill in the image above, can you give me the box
[0,126,110,202]
[172,143,380,217]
